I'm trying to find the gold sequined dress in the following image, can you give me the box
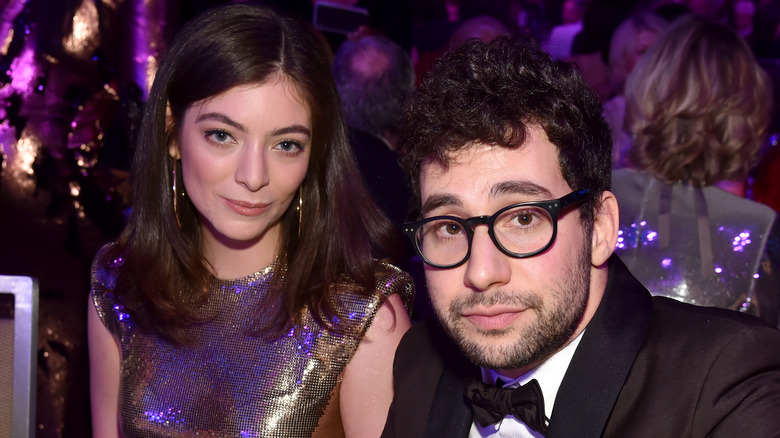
[90,246,413,437]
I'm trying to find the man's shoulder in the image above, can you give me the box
[649,294,778,336]
[603,296,780,436]
[606,255,778,343]
[638,294,780,374]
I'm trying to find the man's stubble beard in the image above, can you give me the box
[432,234,592,371]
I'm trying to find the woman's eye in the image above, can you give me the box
[275,140,304,155]
[205,130,233,144]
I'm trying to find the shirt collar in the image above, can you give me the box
[481,329,585,420]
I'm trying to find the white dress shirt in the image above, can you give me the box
[468,331,585,438]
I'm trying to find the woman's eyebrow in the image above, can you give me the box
[271,125,311,138]
[194,112,247,132]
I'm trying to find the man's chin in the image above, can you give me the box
[463,346,527,371]
[452,329,525,367]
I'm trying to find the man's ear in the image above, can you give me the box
[591,190,619,267]
[166,103,180,159]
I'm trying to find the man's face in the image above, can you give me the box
[419,126,597,376]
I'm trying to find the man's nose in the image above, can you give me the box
[463,226,511,291]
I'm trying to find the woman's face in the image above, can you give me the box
[627,29,659,74]
[171,78,311,260]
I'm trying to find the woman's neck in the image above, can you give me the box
[201,228,282,280]
[715,179,746,197]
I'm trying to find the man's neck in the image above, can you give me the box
[495,330,582,379]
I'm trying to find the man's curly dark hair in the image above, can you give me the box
[400,36,612,225]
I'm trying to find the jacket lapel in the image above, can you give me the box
[412,319,477,438]
[424,361,475,438]
[546,256,653,438]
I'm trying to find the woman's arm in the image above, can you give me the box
[87,296,121,438]
[340,293,412,438]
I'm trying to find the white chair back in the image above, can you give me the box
[0,275,38,438]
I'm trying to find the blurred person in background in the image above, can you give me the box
[332,35,415,229]
[613,15,779,327]
[603,11,668,168]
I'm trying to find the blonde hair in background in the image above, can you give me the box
[625,14,773,185]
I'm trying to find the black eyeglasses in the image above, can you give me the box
[403,189,595,269]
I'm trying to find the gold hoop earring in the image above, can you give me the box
[297,186,303,238]
[172,162,182,229]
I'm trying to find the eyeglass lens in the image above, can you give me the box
[415,205,555,267]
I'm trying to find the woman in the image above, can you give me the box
[87,4,413,437]
[602,11,668,168]
[613,15,779,327]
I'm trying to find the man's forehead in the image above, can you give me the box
[421,136,558,179]
[419,143,512,177]
[419,144,566,206]
[418,125,556,174]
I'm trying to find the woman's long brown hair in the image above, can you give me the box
[104,4,402,343]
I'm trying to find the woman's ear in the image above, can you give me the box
[591,190,619,267]
[168,143,180,160]
[166,103,180,159]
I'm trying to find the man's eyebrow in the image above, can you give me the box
[491,180,553,199]
[195,112,247,132]
[421,181,554,216]
[421,194,462,216]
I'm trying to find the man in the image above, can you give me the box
[332,35,415,227]
[381,36,780,438]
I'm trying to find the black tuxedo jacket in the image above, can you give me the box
[382,256,780,437]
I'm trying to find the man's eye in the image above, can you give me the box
[514,212,534,226]
[444,223,462,235]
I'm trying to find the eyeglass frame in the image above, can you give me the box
[402,188,596,269]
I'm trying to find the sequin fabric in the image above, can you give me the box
[612,169,780,327]
[91,246,414,437]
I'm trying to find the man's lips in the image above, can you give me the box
[224,198,271,216]
[462,307,526,331]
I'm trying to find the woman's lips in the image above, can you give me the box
[224,198,271,216]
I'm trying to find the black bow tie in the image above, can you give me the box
[465,378,548,434]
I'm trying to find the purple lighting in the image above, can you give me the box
[731,231,752,252]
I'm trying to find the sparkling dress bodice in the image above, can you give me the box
[612,169,780,327]
[91,246,413,437]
